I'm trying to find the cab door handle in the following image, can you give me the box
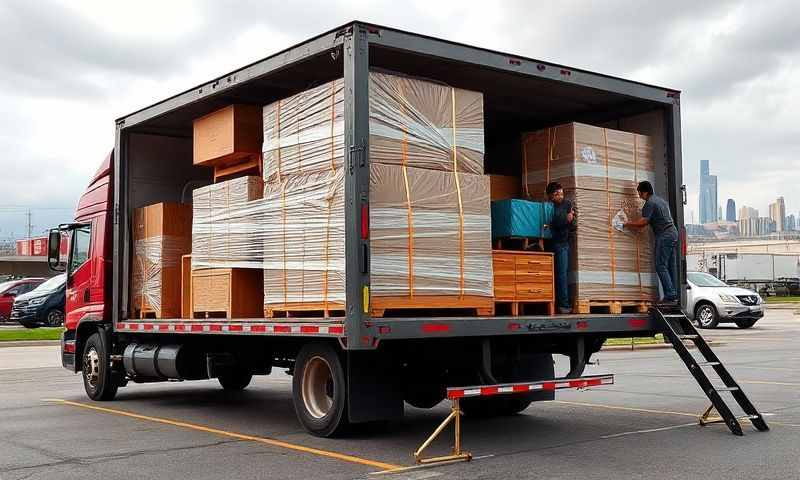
[83,289,90,303]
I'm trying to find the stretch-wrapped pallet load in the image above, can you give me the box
[368,72,493,313]
[369,164,493,299]
[191,176,264,269]
[522,122,657,304]
[261,169,346,313]
[130,202,192,318]
[260,72,494,316]
[261,78,346,315]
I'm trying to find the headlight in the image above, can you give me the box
[718,294,740,304]
[28,297,46,306]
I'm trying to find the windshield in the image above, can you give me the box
[688,272,728,287]
[31,274,66,293]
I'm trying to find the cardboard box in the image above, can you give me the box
[522,122,656,303]
[193,104,263,168]
[130,202,192,318]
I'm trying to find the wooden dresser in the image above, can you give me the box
[492,250,555,315]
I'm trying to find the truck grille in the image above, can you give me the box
[736,295,759,306]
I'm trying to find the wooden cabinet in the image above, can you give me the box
[492,250,554,315]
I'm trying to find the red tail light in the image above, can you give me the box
[361,204,369,240]
[680,226,687,257]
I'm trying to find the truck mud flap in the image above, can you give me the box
[347,350,404,424]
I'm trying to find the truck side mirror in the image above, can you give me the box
[48,229,65,272]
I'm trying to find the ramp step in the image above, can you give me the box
[679,335,699,340]
[715,387,740,392]
[697,362,721,367]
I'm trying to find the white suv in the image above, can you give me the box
[685,271,764,329]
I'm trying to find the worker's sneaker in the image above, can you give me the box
[559,307,572,314]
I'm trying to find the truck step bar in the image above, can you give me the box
[414,373,614,466]
[652,305,769,436]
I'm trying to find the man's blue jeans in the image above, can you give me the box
[553,242,570,310]
[654,229,678,301]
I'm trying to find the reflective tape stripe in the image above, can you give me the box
[446,375,614,399]
[114,322,345,336]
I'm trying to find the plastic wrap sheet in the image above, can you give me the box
[191,176,264,269]
[369,163,493,297]
[262,169,346,307]
[522,122,657,302]
[262,79,345,181]
[131,236,188,317]
[369,71,484,174]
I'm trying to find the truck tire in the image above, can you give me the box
[218,369,253,391]
[82,332,118,401]
[292,343,348,437]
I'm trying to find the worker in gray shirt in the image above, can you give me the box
[624,181,679,304]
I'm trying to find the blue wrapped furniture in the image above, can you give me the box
[490,199,554,240]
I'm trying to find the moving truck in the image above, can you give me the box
[49,22,686,437]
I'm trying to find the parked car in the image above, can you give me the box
[11,274,66,328]
[0,277,45,321]
[686,271,763,329]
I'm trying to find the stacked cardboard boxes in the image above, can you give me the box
[522,122,657,306]
[260,72,494,316]
[130,202,192,318]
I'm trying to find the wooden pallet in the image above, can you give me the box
[265,302,346,319]
[369,295,495,318]
[495,300,555,316]
[132,309,159,319]
[573,299,652,314]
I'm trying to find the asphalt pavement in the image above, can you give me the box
[0,310,797,479]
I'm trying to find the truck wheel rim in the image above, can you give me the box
[302,356,334,419]
[699,307,713,326]
[84,347,100,390]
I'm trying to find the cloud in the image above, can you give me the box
[0,0,798,239]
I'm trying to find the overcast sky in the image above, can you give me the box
[1,0,798,239]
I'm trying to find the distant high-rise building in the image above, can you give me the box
[739,205,758,220]
[726,199,736,222]
[699,160,718,224]
[787,214,796,231]
[718,205,723,221]
[769,197,786,232]
[738,217,777,237]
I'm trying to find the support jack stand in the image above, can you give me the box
[413,398,472,465]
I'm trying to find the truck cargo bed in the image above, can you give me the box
[113,21,683,350]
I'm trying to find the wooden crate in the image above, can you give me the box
[130,203,192,319]
[369,295,495,318]
[193,104,263,168]
[492,250,554,315]
[191,268,263,319]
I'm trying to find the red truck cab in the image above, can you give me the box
[51,152,113,371]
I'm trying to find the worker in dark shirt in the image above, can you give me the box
[624,181,679,304]
[546,182,577,314]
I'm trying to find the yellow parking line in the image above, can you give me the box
[44,399,401,471]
